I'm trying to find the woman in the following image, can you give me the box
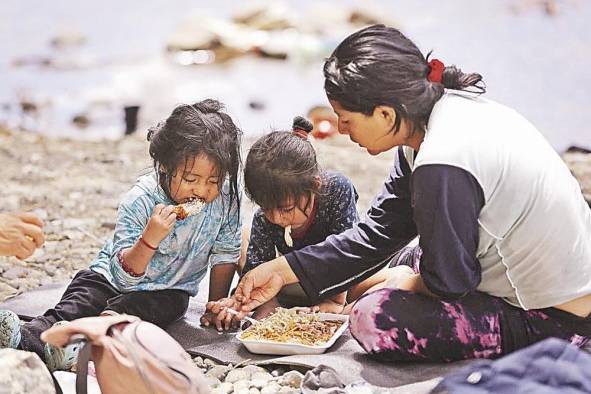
[233,25,591,362]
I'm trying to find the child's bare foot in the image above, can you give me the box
[311,300,345,314]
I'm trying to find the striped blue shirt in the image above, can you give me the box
[90,171,241,296]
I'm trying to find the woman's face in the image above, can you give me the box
[168,154,221,204]
[329,100,407,156]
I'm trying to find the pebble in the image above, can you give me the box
[211,382,233,394]
[225,369,251,383]
[44,265,57,276]
[205,377,221,387]
[250,372,273,388]
[206,365,231,381]
[193,356,206,368]
[3,267,28,280]
[204,358,218,368]
[260,384,282,394]
[101,221,117,230]
[233,380,251,392]
[278,387,301,394]
[32,208,48,220]
[0,282,18,299]
[242,365,268,375]
[0,261,11,274]
[278,371,304,388]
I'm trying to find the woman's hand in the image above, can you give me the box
[235,257,297,316]
[143,204,176,246]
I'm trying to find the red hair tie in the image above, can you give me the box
[293,128,308,140]
[428,59,445,83]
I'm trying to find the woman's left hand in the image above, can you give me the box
[235,257,297,316]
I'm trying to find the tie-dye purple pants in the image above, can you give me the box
[349,288,591,362]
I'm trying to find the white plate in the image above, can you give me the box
[236,313,349,355]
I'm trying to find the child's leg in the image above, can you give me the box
[349,288,591,362]
[104,289,190,328]
[18,269,119,357]
[238,225,251,276]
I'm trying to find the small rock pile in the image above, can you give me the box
[192,356,304,394]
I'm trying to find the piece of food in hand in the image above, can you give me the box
[173,198,206,220]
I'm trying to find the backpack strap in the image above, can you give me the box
[75,337,92,394]
[51,372,64,394]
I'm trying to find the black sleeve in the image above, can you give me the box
[412,164,485,300]
[285,147,418,303]
[243,210,277,275]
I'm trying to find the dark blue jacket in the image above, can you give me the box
[435,338,591,393]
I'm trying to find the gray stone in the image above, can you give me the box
[242,365,268,375]
[0,281,18,299]
[32,208,48,221]
[204,358,218,368]
[251,372,273,382]
[215,382,234,394]
[278,387,300,394]
[42,241,61,252]
[205,376,221,387]
[193,356,206,368]
[101,221,117,230]
[0,260,11,273]
[278,371,304,388]
[63,230,84,241]
[3,267,28,280]
[0,349,55,394]
[206,365,231,380]
[30,248,45,261]
[261,383,282,394]
[233,379,251,392]
[44,264,57,276]
[40,277,55,286]
[225,368,251,383]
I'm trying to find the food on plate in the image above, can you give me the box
[239,308,343,346]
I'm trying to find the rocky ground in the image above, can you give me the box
[1,129,589,301]
[0,128,393,301]
[193,357,305,394]
[1,129,590,393]
[0,129,395,393]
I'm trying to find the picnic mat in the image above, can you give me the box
[0,282,474,388]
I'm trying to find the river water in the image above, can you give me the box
[1,0,589,151]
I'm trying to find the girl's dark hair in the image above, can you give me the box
[244,116,319,212]
[147,99,242,219]
[324,24,485,135]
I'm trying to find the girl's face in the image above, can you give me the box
[264,194,315,230]
[169,154,221,204]
[329,99,408,155]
